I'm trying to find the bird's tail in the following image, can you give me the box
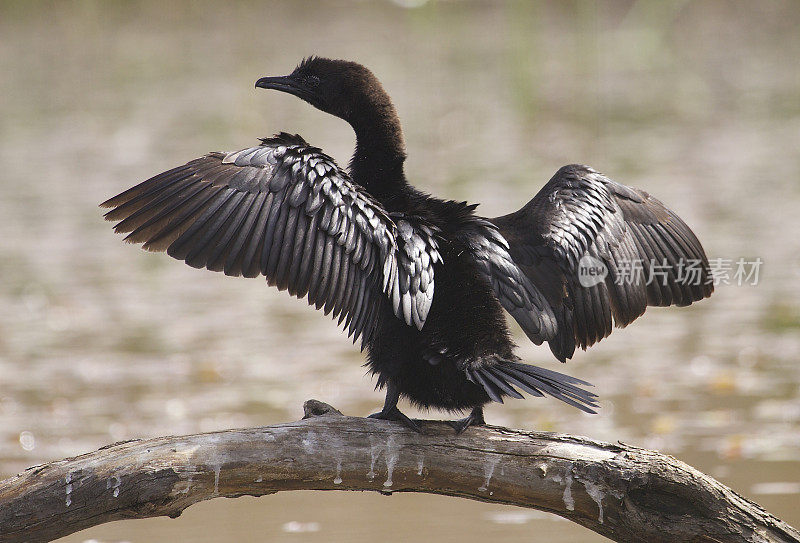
[467,361,598,414]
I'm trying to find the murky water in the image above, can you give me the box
[1,1,799,541]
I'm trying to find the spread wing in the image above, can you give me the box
[491,164,713,361]
[465,217,557,345]
[100,133,440,345]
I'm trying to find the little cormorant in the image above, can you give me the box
[101,57,713,432]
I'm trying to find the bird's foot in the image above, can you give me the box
[447,407,486,434]
[368,407,423,433]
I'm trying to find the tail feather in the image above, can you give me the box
[469,361,598,414]
[491,366,544,398]
[480,368,525,400]
[469,370,504,403]
[500,365,598,413]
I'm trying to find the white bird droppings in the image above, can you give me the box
[551,470,575,511]
[563,472,575,511]
[107,475,121,498]
[367,439,381,481]
[478,455,500,492]
[65,472,72,507]
[334,459,343,485]
[384,436,398,487]
[583,480,606,523]
[301,432,317,454]
[213,465,221,494]
[177,474,193,495]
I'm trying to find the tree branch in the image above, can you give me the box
[1,400,797,543]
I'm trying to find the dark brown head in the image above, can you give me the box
[256,57,404,157]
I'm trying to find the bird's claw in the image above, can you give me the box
[368,407,423,433]
[447,407,486,434]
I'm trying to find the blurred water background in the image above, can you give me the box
[1,1,799,541]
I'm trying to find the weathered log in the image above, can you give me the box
[0,400,797,543]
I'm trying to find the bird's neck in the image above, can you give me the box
[348,101,409,206]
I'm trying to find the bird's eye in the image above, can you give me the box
[304,75,320,88]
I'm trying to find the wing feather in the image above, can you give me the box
[240,191,273,278]
[207,191,256,272]
[101,134,441,344]
[463,218,557,345]
[491,164,713,361]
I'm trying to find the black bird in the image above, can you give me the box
[101,57,713,432]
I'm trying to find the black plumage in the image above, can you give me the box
[101,57,713,432]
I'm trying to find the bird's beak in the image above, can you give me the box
[255,75,315,102]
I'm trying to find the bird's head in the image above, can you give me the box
[256,57,397,131]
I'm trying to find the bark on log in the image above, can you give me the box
[0,400,797,543]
